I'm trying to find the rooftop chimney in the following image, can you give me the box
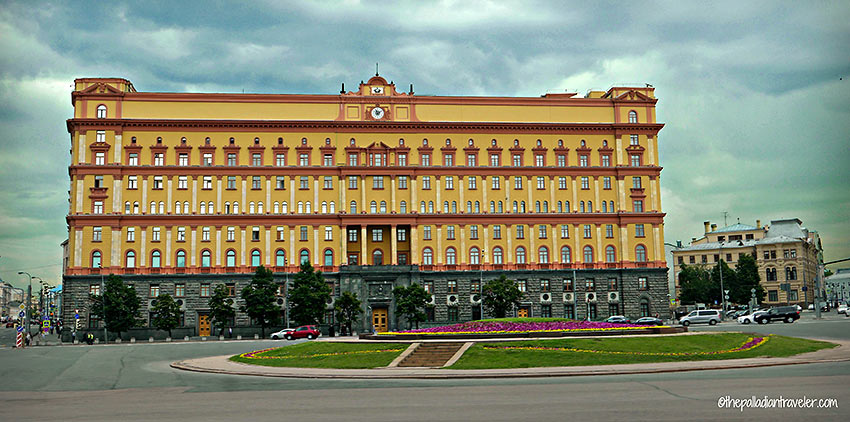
[711,224,717,232]
[756,219,761,229]
[704,221,710,234]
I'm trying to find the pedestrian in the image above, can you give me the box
[72,331,76,343]
[228,327,232,338]
[25,332,32,346]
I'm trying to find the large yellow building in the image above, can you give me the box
[62,74,667,335]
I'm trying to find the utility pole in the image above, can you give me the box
[721,211,729,227]
[17,272,33,340]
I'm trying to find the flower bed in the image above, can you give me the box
[483,336,769,356]
[383,320,660,335]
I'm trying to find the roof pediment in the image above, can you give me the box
[78,82,124,96]
[613,90,653,102]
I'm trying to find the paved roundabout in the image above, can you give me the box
[171,334,850,379]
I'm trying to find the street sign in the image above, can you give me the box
[19,303,25,310]
[724,295,730,300]
[724,290,730,294]
[74,313,79,320]
[18,311,25,318]
[16,326,24,333]
[751,288,756,293]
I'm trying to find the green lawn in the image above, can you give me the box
[447,333,835,369]
[230,342,408,369]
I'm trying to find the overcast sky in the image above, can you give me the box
[1,1,848,289]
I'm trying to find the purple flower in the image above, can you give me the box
[395,320,646,334]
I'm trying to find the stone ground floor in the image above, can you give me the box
[62,266,668,336]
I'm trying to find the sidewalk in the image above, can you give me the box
[171,337,850,380]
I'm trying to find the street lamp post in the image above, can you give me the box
[17,271,34,340]
[99,264,106,343]
[718,242,727,319]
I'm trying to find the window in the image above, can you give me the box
[516,247,526,264]
[93,200,103,214]
[95,130,105,143]
[176,250,186,268]
[515,225,525,239]
[323,249,333,266]
[203,153,213,166]
[151,250,161,268]
[348,176,358,190]
[585,278,595,291]
[512,154,522,167]
[447,280,458,293]
[199,250,210,267]
[347,228,358,242]
[400,201,407,213]
[397,228,407,241]
[540,304,552,318]
[177,227,186,242]
[153,153,164,166]
[581,177,589,189]
[126,227,135,242]
[633,200,644,212]
[127,176,137,189]
[276,154,286,166]
[323,154,332,166]
[299,176,309,190]
[630,154,641,167]
[423,226,432,240]
[469,225,478,239]
[276,249,287,266]
[601,155,610,167]
[251,250,261,267]
[467,154,477,166]
[628,111,638,123]
[634,224,646,238]
[251,176,261,190]
[300,226,308,241]
[96,104,107,118]
[605,224,614,238]
[175,283,185,297]
[534,176,544,190]
[277,226,285,240]
[372,228,383,242]
[446,247,457,265]
[517,280,527,292]
[227,227,235,242]
[299,153,309,166]
[583,225,592,238]
[560,225,570,239]
[561,246,572,263]
[514,176,523,190]
[446,226,455,239]
[492,247,503,264]
[225,153,236,166]
[200,226,210,242]
[200,284,211,298]
[422,248,433,265]
[565,304,575,319]
[768,290,778,302]
[149,284,160,298]
[491,176,500,190]
[579,155,588,167]
[630,134,639,145]
[493,225,502,239]
[443,154,454,166]
[468,176,477,190]
[632,176,642,189]
[469,247,480,265]
[538,246,549,263]
[178,153,188,166]
[202,176,212,189]
[323,176,333,190]
[558,176,567,190]
[534,154,544,167]
[635,245,647,262]
[605,246,616,263]
[398,176,408,189]
[490,154,500,166]
[422,176,431,189]
[125,250,136,268]
[91,251,102,268]
[373,176,384,189]
[556,154,566,167]
[583,246,594,263]
[397,153,407,166]
[447,307,459,322]
[128,153,138,166]
[226,250,236,267]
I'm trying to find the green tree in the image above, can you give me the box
[334,291,363,335]
[676,264,716,305]
[240,266,280,338]
[824,269,833,278]
[734,253,765,304]
[89,274,141,339]
[393,283,430,330]
[710,260,737,308]
[208,284,236,336]
[150,293,181,338]
[482,275,523,318]
[288,262,331,326]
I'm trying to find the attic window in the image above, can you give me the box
[277,137,283,145]
[602,140,608,147]
[558,139,563,147]
[445,138,451,146]
[325,138,331,145]
[131,137,137,144]
[580,140,586,147]
[229,137,235,145]
[205,137,211,145]
[491,139,497,146]
[423,138,428,146]
[350,138,356,146]
[254,137,260,145]
[181,137,187,144]
[536,139,542,146]
[513,139,519,146]
[468,139,474,146]
[301,138,307,145]
[96,105,107,119]
[156,137,162,144]
[398,138,404,146]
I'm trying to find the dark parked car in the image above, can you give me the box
[285,325,320,340]
[754,306,801,324]
[633,317,663,326]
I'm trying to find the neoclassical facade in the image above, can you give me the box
[62,75,667,334]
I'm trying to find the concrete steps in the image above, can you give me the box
[397,342,465,367]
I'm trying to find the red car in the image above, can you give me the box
[285,325,320,340]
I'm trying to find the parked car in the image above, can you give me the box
[724,309,739,318]
[737,311,768,324]
[605,316,631,324]
[679,310,722,326]
[838,304,848,315]
[285,325,320,340]
[633,317,663,326]
[270,328,295,340]
[754,306,801,324]
[5,321,15,328]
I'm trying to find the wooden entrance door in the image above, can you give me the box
[517,307,529,318]
[198,314,211,336]
[372,308,388,332]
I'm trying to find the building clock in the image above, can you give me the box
[371,106,385,120]
[371,86,384,94]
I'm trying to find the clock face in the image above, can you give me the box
[371,106,385,120]
[371,86,384,94]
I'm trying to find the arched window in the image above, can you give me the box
[96,104,107,119]
[535,201,541,213]
[200,202,207,214]
[222,202,228,214]
[329,201,335,213]
[583,246,594,263]
[281,201,288,213]
[588,201,593,212]
[492,247,503,264]
[350,200,357,214]
[257,202,263,214]
[370,201,377,214]
[498,201,503,213]
[202,250,211,267]
[420,201,426,213]
[321,201,328,214]
[516,246,526,264]
[602,202,607,213]
[635,245,647,262]
[558,201,563,213]
[566,201,571,212]
[372,249,383,265]
[400,200,407,213]
[580,201,585,213]
[542,201,547,213]
[538,246,549,264]
[422,248,433,265]
[297,202,304,213]
[150,201,156,214]
[443,201,449,213]
[490,201,495,213]
[605,246,616,263]
[520,201,526,213]
[232,202,239,214]
[609,201,614,213]
[133,202,139,214]
[380,201,387,214]
[466,201,472,213]
[151,250,161,268]
[159,202,165,214]
[324,249,334,266]
[91,251,102,268]
[451,201,456,213]
[428,201,434,213]
[226,250,236,267]
[176,250,186,268]
[628,110,638,123]
[305,201,311,213]
[469,247,480,264]
[125,250,136,268]
[475,201,480,213]
[174,202,181,214]
[276,249,286,267]
[446,247,457,265]
[300,249,310,264]
[274,202,280,214]
[251,250,261,267]
[512,201,518,213]
[561,246,572,263]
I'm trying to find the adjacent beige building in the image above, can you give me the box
[672,218,823,307]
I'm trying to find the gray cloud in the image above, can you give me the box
[0,0,848,288]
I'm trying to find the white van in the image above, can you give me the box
[679,309,722,326]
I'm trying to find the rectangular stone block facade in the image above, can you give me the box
[63,266,667,334]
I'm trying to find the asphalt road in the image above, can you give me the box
[1,312,848,421]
